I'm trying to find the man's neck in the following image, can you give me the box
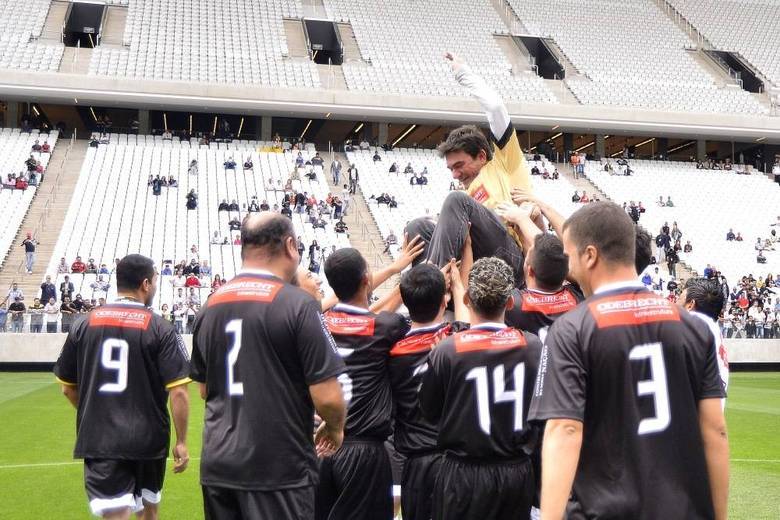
[589,265,643,296]
[469,312,505,328]
[241,260,289,282]
[341,294,369,310]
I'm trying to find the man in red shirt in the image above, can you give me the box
[185,274,201,287]
[71,256,86,273]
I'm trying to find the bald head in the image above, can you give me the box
[241,213,296,260]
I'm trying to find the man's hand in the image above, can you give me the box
[511,188,539,207]
[314,421,344,458]
[495,202,538,223]
[445,52,465,73]
[172,442,189,473]
[390,234,425,273]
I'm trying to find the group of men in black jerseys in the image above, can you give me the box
[53,54,728,520]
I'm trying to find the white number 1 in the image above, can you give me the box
[466,364,526,435]
[226,319,244,396]
[629,342,671,435]
[99,339,129,393]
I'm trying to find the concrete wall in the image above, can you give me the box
[1,334,778,364]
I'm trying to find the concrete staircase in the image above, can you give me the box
[494,35,532,74]
[0,140,87,301]
[652,0,713,48]
[100,6,128,46]
[301,0,328,19]
[284,19,310,58]
[39,0,68,43]
[58,47,93,74]
[324,153,397,295]
[687,48,738,87]
[337,24,363,62]
[318,63,347,89]
[491,0,528,35]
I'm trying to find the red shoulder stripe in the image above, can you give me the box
[90,308,152,330]
[588,293,680,328]
[455,328,526,353]
[324,311,376,336]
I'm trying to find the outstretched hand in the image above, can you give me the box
[495,202,538,223]
[391,233,425,272]
[445,52,464,73]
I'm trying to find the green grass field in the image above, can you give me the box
[0,372,777,519]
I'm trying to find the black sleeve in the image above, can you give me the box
[53,324,81,385]
[528,315,587,422]
[156,320,191,388]
[379,312,411,347]
[189,313,207,383]
[418,343,450,424]
[296,299,346,385]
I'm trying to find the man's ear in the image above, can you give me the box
[583,245,598,270]
[505,295,515,311]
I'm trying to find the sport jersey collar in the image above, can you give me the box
[593,281,647,295]
[333,302,371,314]
[406,322,445,336]
[470,322,507,331]
[112,298,146,307]
[239,268,280,279]
[526,287,563,296]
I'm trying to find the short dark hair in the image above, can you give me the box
[635,227,653,274]
[116,254,155,292]
[437,125,493,161]
[400,264,446,323]
[468,257,515,320]
[324,248,368,301]
[241,214,295,259]
[563,202,636,267]
[530,234,568,291]
[683,278,724,321]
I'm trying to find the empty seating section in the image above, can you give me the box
[347,148,582,259]
[584,160,780,282]
[671,0,780,86]
[89,0,320,87]
[0,128,59,267]
[45,135,348,309]
[507,0,768,114]
[0,0,64,72]
[323,0,556,103]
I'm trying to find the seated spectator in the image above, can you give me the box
[223,157,237,169]
[334,219,348,234]
[90,275,110,295]
[417,174,428,185]
[243,157,253,169]
[162,130,173,140]
[579,193,590,203]
[389,196,398,209]
[28,172,38,186]
[183,259,200,276]
[260,200,270,211]
[233,235,241,245]
[409,174,418,186]
[311,153,324,168]
[161,263,173,276]
[755,238,764,251]
[188,159,198,175]
[683,241,693,253]
[171,274,186,288]
[383,231,398,253]
[404,163,414,174]
[571,191,580,203]
[758,250,767,263]
[229,217,241,231]
[359,140,370,150]
[281,203,292,218]
[311,216,327,229]
[210,231,223,245]
[41,141,51,153]
[32,140,42,152]
[726,229,736,241]
[71,256,86,273]
[218,199,230,211]
[665,196,674,207]
[552,168,560,180]
[673,239,682,252]
[389,162,398,173]
[200,260,212,276]
[735,232,744,241]
[15,177,28,191]
[168,176,178,187]
[85,258,98,274]
[657,195,665,207]
[248,198,260,212]
[228,199,240,212]
[211,274,224,292]
[373,150,382,162]
[295,152,305,168]
[764,238,775,251]
[186,189,198,210]
[26,155,37,171]
[185,273,201,287]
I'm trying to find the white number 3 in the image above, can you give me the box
[629,342,671,435]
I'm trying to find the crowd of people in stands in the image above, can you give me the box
[717,270,780,339]
[2,143,50,191]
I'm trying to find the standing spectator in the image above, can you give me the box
[671,222,682,242]
[187,288,201,307]
[331,157,342,185]
[71,256,86,273]
[348,164,359,194]
[726,229,736,241]
[188,159,199,175]
[57,257,69,274]
[297,237,305,262]
[185,303,197,334]
[684,241,693,253]
[9,297,26,332]
[7,282,24,302]
[89,275,110,297]
[60,275,74,300]
[160,303,172,323]
[44,297,59,332]
[373,150,382,162]
[186,189,198,210]
[341,184,351,216]
[40,275,56,303]
[21,233,37,274]
[0,301,6,332]
[28,298,44,333]
[667,247,679,278]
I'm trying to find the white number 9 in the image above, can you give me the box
[99,339,129,393]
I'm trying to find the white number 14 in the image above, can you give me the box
[465,364,526,435]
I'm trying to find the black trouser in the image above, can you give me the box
[203,485,314,520]
[431,456,534,520]
[405,191,525,288]
[315,439,393,520]
[401,452,443,520]
[46,322,58,333]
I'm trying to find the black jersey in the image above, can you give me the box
[190,271,345,491]
[53,302,190,460]
[419,324,542,461]
[505,284,584,340]
[529,282,725,519]
[388,322,467,456]
[323,303,409,440]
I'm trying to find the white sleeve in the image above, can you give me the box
[454,65,512,141]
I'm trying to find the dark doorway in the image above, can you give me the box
[304,19,343,65]
[64,2,105,48]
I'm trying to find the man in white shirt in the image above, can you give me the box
[174,288,186,308]
[7,283,23,302]
[171,274,186,287]
[341,184,351,216]
[44,297,60,333]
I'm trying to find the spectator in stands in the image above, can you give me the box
[334,219,348,234]
[726,229,736,241]
[25,155,36,172]
[311,153,324,169]
[628,202,640,224]
[59,296,76,333]
[31,140,42,153]
[90,275,110,296]
[85,258,98,274]
[188,159,198,175]
[579,192,590,203]
[185,272,201,288]
[389,162,399,174]
[186,189,198,210]
[389,196,398,209]
[26,297,43,333]
[248,198,260,212]
[162,130,173,141]
[6,284,22,305]
[373,150,382,162]
[43,297,58,333]
[260,199,270,212]
[99,263,109,275]
[684,241,693,253]
[59,275,74,300]
[21,233,37,274]
[168,176,178,187]
[89,137,99,148]
[41,141,51,153]
[281,202,292,219]
[308,240,320,261]
[184,259,200,277]
[736,232,743,241]
[359,139,370,150]
[172,304,185,333]
[233,235,241,245]
[70,256,85,273]
[294,191,306,214]
[151,176,162,196]
[243,157,253,170]
[330,157,343,185]
[571,191,580,202]
[295,152,305,168]
[671,222,682,242]
[211,274,224,292]
[224,157,237,170]
[161,263,173,276]
[348,164,360,194]
[218,199,230,211]
[655,232,671,262]
[171,273,186,288]
[228,199,240,212]
[174,287,187,308]
[40,275,56,303]
[72,294,87,313]
[15,176,29,191]
[383,231,398,253]
[665,196,675,207]
[8,297,25,333]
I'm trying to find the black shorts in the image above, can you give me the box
[401,452,443,520]
[384,439,405,497]
[431,456,534,520]
[84,458,166,516]
[315,439,393,520]
[202,485,314,520]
